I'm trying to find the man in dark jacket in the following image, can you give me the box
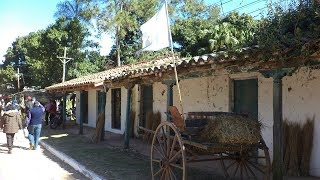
[25,101,45,150]
[0,104,22,154]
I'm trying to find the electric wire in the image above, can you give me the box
[222,0,267,16]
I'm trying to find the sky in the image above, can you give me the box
[0,0,111,63]
[0,0,271,63]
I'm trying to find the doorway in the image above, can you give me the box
[81,91,88,124]
[233,79,258,119]
[111,88,121,129]
[140,85,153,127]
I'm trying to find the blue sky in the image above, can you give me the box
[0,0,60,62]
[0,0,270,62]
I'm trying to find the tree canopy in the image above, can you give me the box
[2,0,320,93]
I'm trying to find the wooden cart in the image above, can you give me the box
[139,106,271,180]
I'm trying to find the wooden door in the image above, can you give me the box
[111,88,121,129]
[82,91,89,124]
[140,85,153,127]
[234,79,258,119]
[97,91,106,114]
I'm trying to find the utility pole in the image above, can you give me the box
[57,47,73,129]
[57,47,73,83]
[16,67,22,92]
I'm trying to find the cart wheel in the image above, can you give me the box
[151,121,186,180]
[220,139,271,180]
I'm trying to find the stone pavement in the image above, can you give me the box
[0,129,88,180]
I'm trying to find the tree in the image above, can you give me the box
[0,65,17,93]
[207,12,258,53]
[2,17,100,89]
[54,0,99,27]
[97,0,159,65]
[256,0,320,60]
[171,0,220,56]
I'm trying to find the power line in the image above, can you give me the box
[247,6,268,16]
[218,0,233,14]
[222,0,267,16]
[210,0,233,7]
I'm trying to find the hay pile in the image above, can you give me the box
[199,115,262,144]
[283,117,314,176]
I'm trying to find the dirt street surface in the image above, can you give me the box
[0,129,88,180]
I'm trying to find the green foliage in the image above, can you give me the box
[0,65,16,91]
[172,0,220,56]
[208,13,258,52]
[68,51,106,77]
[2,17,105,91]
[257,0,320,60]
[96,0,159,65]
[55,0,99,28]
[97,0,158,39]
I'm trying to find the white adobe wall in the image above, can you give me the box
[87,90,98,128]
[282,67,320,177]
[172,75,230,114]
[152,69,319,177]
[153,82,167,121]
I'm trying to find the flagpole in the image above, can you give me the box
[164,0,184,121]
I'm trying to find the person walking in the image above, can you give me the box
[25,101,45,150]
[0,104,22,154]
[44,99,56,126]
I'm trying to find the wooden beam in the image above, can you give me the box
[124,86,133,149]
[79,90,85,135]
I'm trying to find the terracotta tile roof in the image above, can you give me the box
[45,47,260,92]
[45,65,131,91]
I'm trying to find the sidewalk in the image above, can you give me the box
[40,123,320,180]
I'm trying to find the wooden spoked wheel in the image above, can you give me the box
[151,121,186,180]
[220,140,271,180]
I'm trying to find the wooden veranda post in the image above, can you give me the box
[261,68,295,180]
[79,90,85,135]
[124,83,134,149]
[99,86,108,141]
[62,93,67,129]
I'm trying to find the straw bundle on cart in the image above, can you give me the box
[199,114,262,144]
